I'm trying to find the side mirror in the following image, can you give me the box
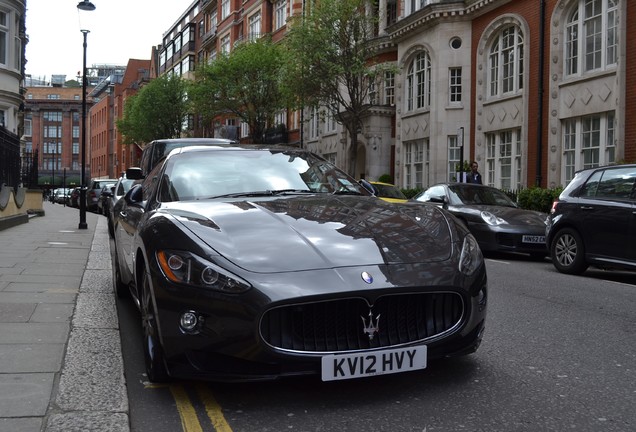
[125,184,143,204]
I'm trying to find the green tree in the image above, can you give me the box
[283,0,394,176]
[189,38,287,144]
[117,74,189,144]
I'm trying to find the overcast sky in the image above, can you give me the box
[25,0,193,81]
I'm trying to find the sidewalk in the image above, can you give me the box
[0,201,129,432]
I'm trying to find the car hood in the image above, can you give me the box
[159,196,454,273]
[452,205,547,225]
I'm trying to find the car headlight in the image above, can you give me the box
[459,234,483,276]
[156,250,251,293]
[480,211,507,225]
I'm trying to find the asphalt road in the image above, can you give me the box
[115,250,636,432]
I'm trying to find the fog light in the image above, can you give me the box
[180,311,199,332]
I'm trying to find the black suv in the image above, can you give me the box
[546,164,636,275]
[139,138,236,176]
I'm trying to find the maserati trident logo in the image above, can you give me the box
[361,310,381,340]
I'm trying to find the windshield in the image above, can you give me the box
[448,184,516,207]
[373,183,406,199]
[158,149,369,202]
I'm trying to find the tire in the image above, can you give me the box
[112,247,129,298]
[140,271,170,383]
[107,216,114,238]
[550,228,588,275]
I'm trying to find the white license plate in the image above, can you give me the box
[321,345,427,381]
[522,235,545,244]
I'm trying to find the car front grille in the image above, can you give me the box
[260,292,463,354]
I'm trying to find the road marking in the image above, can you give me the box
[486,258,510,265]
[170,384,204,432]
[196,383,233,432]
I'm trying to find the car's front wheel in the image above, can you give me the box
[140,271,170,383]
[550,228,588,275]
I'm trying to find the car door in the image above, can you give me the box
[114,184,146,282]
[577,167,636,263]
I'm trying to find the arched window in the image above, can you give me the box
[488,25,524,97]
[565,0,618,76]
[406,51,431,111]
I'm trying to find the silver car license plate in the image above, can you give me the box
[522,235,545,244]
[321,345,427,381]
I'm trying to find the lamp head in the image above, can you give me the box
[77,0,96,11]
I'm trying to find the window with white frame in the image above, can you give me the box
[384,71,395,106]
[565,0,618,76]
[221,0,230,20]
[561,112,615,184]
[488,25,524,97]
[403,139,429,189]
[405,0,432,16]
[449,67,462,103]
[248,12,261,41]
[485,128,522,189]
[325,109,336,133]
[274,0,287,31]
[220,34,230,54]
[323,152,337,165]
[309,107,320,139]
[447,135,462,182]
[369,78,377,105]
[406,52,431,111]
[0,11,7,66]
[13,12,19,70]
[274,111,286,127]
[210,11,218,30]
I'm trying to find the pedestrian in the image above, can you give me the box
[466,161,482,184]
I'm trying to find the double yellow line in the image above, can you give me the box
[149,383,233,432]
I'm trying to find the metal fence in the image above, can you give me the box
[0,127,21,190]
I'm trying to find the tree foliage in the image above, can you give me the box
[283,0,394,176]
[189,38,288,144]
[117,74,189,144]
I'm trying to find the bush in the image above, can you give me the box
[517,187,563,213]
[401,188,423,199]
[378,174,393,183]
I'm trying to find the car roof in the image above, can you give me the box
[170,143,304,155]
[147,138,236,146]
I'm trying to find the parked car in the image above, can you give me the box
[97,182,116,215]
[369,181,408,203]
[139,138,236,176]
[69,187,82,208]
[112,144,487,383]
[106,173,138,238]
[86,178,119,212]
[413,182,548,259]
[54,188,72,205]
[546,164,636,275]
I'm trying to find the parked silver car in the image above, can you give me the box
[86,178,118,212]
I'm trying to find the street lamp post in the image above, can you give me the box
[77,0,96,230]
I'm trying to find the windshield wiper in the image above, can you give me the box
[268,189,313,195]
[206,191,275,199]
[332,188,363,196]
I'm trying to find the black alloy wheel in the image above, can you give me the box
[140,271,170,383]
[551,228,588,275]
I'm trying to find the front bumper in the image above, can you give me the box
[147,263,488,382]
